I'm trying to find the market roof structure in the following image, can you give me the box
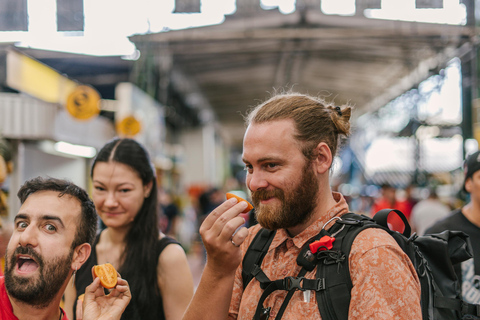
[130,2,475,149]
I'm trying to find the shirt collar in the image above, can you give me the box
[269,192,349,250]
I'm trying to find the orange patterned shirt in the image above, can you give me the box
[228,192,421,320]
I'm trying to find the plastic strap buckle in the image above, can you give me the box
[283,277,305,291]
[316,278,326,291]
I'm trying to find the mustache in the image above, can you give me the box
[11,246,43,267]
[252,189,284,202]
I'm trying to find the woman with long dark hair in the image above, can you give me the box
[64,138,193,320]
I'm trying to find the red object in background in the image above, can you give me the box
[372,199,411,233]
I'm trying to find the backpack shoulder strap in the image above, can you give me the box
[242,228,276,290]
[315,212,386,320]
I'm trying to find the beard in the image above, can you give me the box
[4,245,74,308]
[252,160,319,230]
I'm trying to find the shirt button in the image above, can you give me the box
[282,269,288,276]
[287,239,294,248]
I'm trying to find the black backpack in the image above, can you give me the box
[241,209,480,320]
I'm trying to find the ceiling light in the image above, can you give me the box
[54,141,96,158]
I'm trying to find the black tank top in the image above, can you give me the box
[73,234,180,320]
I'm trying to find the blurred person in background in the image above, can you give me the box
[1,176,131,320]
[0,218,13,276]
[159,189,180,237]
[410,187,450,236]
[0,137,14,277]
[0,137,13,218]
[371,183,410,232]
[397,184,417,220]
[371,184,395,212]
[197,187,224,225]
[426,150,480,307]
[64,138,193,320]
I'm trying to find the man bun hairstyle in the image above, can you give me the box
[246,92,352,160]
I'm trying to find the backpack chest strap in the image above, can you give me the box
[252,265,326,291]
[252,266,327,320]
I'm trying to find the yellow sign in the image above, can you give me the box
[66,85,101,120]
[116,115,142,137]
[6,49,77,104]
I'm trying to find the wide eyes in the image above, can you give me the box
[45,224,57,232]
[16,221,28,230]
[15,221,57,233]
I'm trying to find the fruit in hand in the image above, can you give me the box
[226,192,253,213]
[93,263,118,289]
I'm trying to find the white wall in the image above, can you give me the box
[179,124,228,189]
[7,141,88,220]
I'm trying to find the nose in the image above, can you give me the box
[104,192,118,207]
[246,171,268,192]
[18,225,39,248]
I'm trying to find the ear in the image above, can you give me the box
[72,243,91,270]
[465,178,473,194]
[312,142,333,174]
[144,180,153,198]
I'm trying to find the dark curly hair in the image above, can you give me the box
[17,176,97,249]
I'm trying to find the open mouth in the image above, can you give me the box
[16,255,39,274]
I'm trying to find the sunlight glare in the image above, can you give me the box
[364,0,466,25]
[321,0,356,16]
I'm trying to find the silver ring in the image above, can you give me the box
[231,239,239,247]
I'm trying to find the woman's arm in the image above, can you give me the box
[158,243,194,320]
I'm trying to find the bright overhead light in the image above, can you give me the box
[54,141,97,158]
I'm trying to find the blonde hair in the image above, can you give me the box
[246,93,352,159]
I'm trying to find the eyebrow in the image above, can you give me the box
[14,213,65,229]
[92,180,134,188]
[242,156,281,164]
[92,180,106,186]
[14,213,28,223]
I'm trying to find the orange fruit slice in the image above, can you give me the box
[93,263,118,289]
[77,293,85,302]
[226,193,253,213]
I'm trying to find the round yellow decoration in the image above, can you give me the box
[116,115,141,137]
[66,85,101,120]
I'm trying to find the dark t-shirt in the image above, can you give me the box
[425,209,480,304]
[73,234,179,320]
